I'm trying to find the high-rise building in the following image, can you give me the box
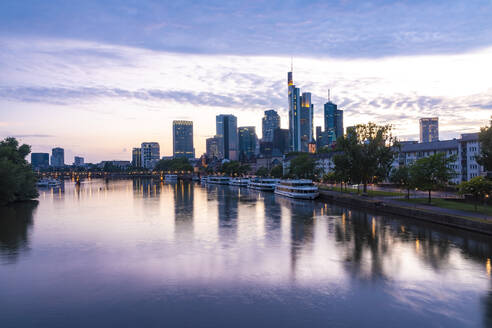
[74,156,84,166]
[216,114,238,160]
[288,71,302,152]
[173,120,195,159]
[238,126,257,161]
[262,110,280,142]
[51,147,64,168]
[132,147,142,167]
[206,136,222,159]
[141,142,160,169]
[420,117,439,143]
[300,92,314,152]
[324,95,343,143]
[272,128,290,155]
[31,153,49,170]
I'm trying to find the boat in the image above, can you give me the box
[164,174,178,181]
[192,176,200,181]
[274,179,319,199]
[248,178,279,191]
[201,177,208,184]
[229,177,250,186]
[36,178,61,188]
[207,176,231,185]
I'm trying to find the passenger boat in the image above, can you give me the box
[207,176,231,185]
[36,178,61,188]
[229,178,250,186]
[164,174,178,181]
[274,179,319,199]
[201,177,208,184]
[248,178,279,191]
[192,176,200,181]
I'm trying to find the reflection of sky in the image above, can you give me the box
[1,1,492,162]
[0,179,491,326]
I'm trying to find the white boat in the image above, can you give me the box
[36,178,61,188]
[248,178,279,191]
[229,178,250,186]
[207,176,231,185]
[201,177,208,184]
[164,174,178,181]
[274,179,319,199]
[192,176,200,181]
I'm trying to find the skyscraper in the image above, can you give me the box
[272,128,290,155]
[420,117,439,143]
[74,156,84,166]
[300,92,314,152]
[173,120,195,159]
[216,114,238,161]
[51,147,64,168]
[141,142,160,169]
[31,153,49,170]
[132,147,142,167]
[206,136,222,159]
[262,110,280,142]
[324,94,343,143]
[238,126,257,161]
[288,71,302,152]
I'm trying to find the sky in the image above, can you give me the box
[1,0,491,163]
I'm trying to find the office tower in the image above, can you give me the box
[132,147,142,167]
[206,136,222,159]
[259,141,273,157]
[173,120,195,159]
[74,156,84,166]
[238,126,257,161]
[141,142,160,169]
[300,92,314,152]
[216,114,238,161]
[272,128,290,155]
[324,93,344,144]
[420,117,439,143]
[262,110,280,142]
[31,153,49,170]
[288,70,302,152]
[51,147,64,168]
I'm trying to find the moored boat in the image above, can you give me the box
[274,179,319,199]
[248,178,279,191]
[164,174,178,181]
[229,178,250,186]
[207,176,231,185]
[36,178,61,188]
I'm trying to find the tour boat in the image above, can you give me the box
[207,176,231,185]
[164,174,178,181]
[248,178,279,191]
[36,178,61,188]
[229,178,250,186]
[274,179,319,199]
[201,177,208,184]
[192,176,200,181]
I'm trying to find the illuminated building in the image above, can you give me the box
[31,153,49,170]
[206,136,222,159]
[51,147,64,168]
[141,142,160,169]
[132,148,142,167]
[173,120,195,159]
[216,114,238,161]
[238,126,257,162]
[419,117,439,143]
[262,110,280,142]
[74,156,84,166]
[324,91,343,144]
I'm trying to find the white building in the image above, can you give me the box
[141,142,160,169]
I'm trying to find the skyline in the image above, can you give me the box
[1,1,492,162]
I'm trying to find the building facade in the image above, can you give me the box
[272,128,290,155]
[420,117,439,143]
[324,99,343,143]
[31,152,49,170]
[206,136,222,159]
[216,114,238,161]
[132,147,142,167]
[173,120,195,159]
[238,126,257,162]
[141,142,160,169]
[51,147,64,168]
[300,92,314,152]
[288,71,302,152]
[74,156,84,166]
[262,109,280,142]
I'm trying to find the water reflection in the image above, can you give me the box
[0,202,37,264]
[174,181,194,237]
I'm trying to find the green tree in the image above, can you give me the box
[410,152,457,203]
[334,123,398,193]
[390,166,412,199]
[270,165,283,178]
[288,153,319,179]
[458,176,492,210]
[0,137,39,205]
[477,119,492,172]
[219,161,250,176]
[255,167,270,177]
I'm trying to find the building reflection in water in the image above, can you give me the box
[174,181,194,238]
[0,202,38,264]
[215,185,238,246]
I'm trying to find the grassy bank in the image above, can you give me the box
[319,185,403,197]
[399,198,492,217]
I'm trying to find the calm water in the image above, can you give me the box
[1,179,491,327]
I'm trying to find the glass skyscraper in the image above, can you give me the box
[262,110,280,142]
[420,117,439,143]
[206,136,222,159]
[31,152,49,170]
[300,92,314,152]
[132,148,142,167]
[216,114,238,161]
[173,120,195,159]
[324,99,343,144]
[51,147,64,168]
[288,71,302,152]
[238,126,257,161]
[141,142,160,169]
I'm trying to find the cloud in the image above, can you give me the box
[10,134,55,138]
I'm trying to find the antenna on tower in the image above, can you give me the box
[291,57,293,72]
[328,89,331,102]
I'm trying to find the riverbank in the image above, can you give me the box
[319,190,492,235]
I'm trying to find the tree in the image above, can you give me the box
[390,166,412,199]
[288,153,320,179]
[334,123,398,193]
[0,137,39,205]
[270,165,283,178]
[458,176,492,210]
[255,167,269,177]
[410,152,457,203]
[154,158,193,172]
[219,161,250,176]
[477,119,492,172]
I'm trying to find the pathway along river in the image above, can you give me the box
[0,179,491,327]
